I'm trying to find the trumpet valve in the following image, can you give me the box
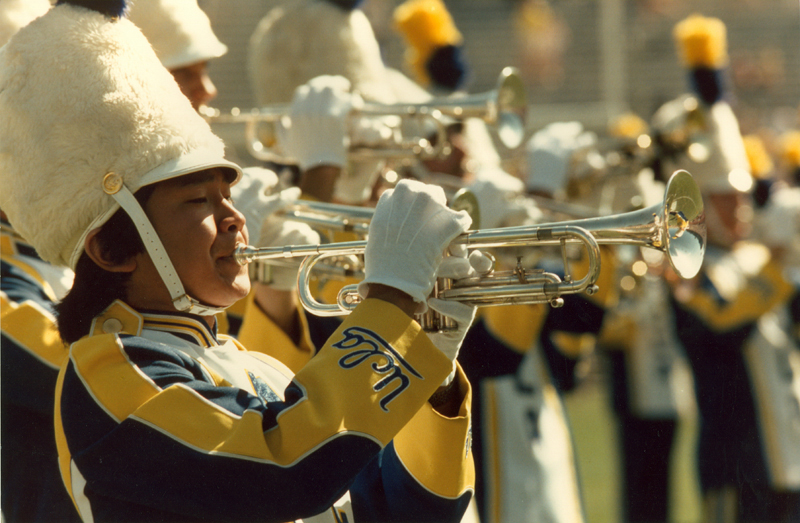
[336,286,362,312]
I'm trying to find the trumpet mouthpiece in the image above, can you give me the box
[233,244,254,265]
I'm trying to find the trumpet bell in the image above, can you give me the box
[493,67,527,149]
[661,169,706,278]
[560,169,706,279]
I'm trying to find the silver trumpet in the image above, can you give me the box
[235,171,705,331]
[202,67,527,164]
[250,190,480,287]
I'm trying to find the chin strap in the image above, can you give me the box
[102,173,226,316]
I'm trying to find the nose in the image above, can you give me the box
[195,73,218,109]
[220,198,246,235]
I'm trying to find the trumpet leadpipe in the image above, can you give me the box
[279,201,373,235]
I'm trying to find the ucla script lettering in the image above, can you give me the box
[332,327,424,411]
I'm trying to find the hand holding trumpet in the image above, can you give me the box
[359,179,480,374]
[358,179,473,313]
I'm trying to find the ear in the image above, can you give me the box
[84,228,137,273]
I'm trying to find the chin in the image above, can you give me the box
[193,275,251,310]
[232,275,252,300]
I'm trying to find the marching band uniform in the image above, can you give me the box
[595,114,689,523]
[395,6,605,521]
[657,14,800,522]
[446,117,622,523]
[460,291,613,523]
[247,5,579,523]
[0,2,81,521]
[0,3,476,522]
[57,298,474,522]
[1,218,81,523]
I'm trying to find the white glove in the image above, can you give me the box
[333,117,394,204]
[256,217,321,291]
[231,167,296,245]
[468,168,529,229]
[279,75,363,171]
[426,249,490,385]
[526,121,596,195]
[334,159,384,205]
[358,179,472,312]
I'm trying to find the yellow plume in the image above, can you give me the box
[394,0,462,84]
[608,112,649,139]
[779,130,800,168]
[515,0,557,33]
[742,135,774,179]
[673,14,728,68]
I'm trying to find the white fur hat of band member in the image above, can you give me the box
[127,0,227,70]
[751,186,800,255]
[651,95,752,195]
[0,1,242,270]
[0,0,51,47]
[248,0,396,105]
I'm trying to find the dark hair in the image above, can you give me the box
[56,186,155,344]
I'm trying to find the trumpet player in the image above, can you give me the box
[0,2,480,522]
[127,0,227,111]
[656,14,800,522]
[2,3,255,520]
[392,3,620,522]
[452,120,624,523]
[245,4,605,523]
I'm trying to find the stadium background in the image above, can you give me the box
[198,1,800,521]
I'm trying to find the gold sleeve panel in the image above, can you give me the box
[237,291,315,373]
[682,258,794,332]
[1,249,56,299]
[1,294,67,368]
[597,309,638,351]
[482,304,548,354]
[393,365,476,498]
[549,331,598,358]
[279,299,453,449]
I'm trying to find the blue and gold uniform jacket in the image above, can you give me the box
[455,247,617,523]
[55,298,474,522]
[671,242,799,492]
[1,221,81,522]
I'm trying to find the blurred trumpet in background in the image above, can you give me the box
[201,67,527,164]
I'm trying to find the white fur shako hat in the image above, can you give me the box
[247,0,396,105]
[127,0,227,70]
[651,95,750,194]
[0,0,51,48]
[0,0,242,315]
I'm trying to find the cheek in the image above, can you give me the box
[167,216,217,262]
